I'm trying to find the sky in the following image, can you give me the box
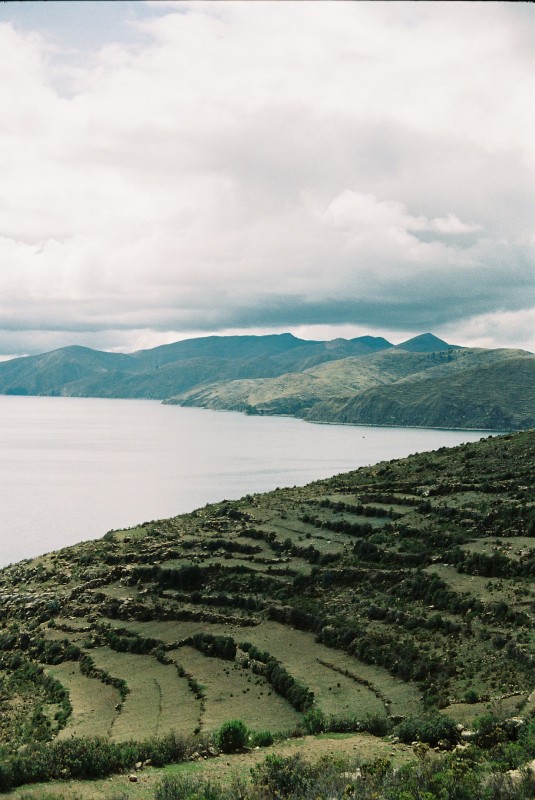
[0,0,534,357]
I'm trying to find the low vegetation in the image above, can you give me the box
[0,428,534,796]
[170,344,535,431]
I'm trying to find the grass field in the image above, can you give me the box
[439,693,529,727]
[222,622,422,719]
[88,648,200,740]
[423,563,535,605]
[4,731,416,800]
[99,619,422,720]
[462,536,535,561]
[47,663,120,739]
[168,646,301,733]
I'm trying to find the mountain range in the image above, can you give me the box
[1,332,534,431]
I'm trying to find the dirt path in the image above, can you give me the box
[8,733,415,800]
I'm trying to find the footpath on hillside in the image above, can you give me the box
[7,732,414,800]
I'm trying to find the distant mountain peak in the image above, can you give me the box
[351,335,393,348]
[396,333,456,352]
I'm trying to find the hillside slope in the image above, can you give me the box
[1,333,533,431]
[171,347,535,430]
[0,334,391,399]
[308,353,535,430]
[0,428,533,764]
[169,348,462,416]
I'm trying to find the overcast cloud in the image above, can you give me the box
[0,0,534,356]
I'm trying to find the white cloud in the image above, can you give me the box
[442,309,535,355]
[0,2,533,354]
[428,214,483,235]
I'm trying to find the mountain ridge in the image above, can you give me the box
[0,332,533,431]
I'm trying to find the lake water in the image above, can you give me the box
[0,396,489,566]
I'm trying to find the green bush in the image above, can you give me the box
[362,713,391,737]
[216,720,248,753]
[250,753,358,799]
[249,729,274,747]
[0,732,193,792]
[191,633,237,661]
[463,689,479,704]
[473,713,519,749]
[302,708,326,734]
[155,773,227,800]
[397,714,459,747]
[250,753,317,797]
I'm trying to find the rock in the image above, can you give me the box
[135,761,143,770]
[342,770,362,780]
[506,717,525,728]
[507,768,523,784]
[128,774,138,782]
[460,729,476,741]
[506,758,535,785]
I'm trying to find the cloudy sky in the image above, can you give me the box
[0,1,534,357]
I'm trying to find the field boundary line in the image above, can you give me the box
[316,657,391,717]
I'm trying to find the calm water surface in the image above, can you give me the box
[0,396,488,566]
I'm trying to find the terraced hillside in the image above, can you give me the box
[0,430,534,758]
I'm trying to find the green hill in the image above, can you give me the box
[0,428,534,795]
[1,333,533,431]
[396,333,458,352]
[0,334,391,400]
[171,347,535,430]
[306,350,535,430]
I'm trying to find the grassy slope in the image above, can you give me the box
[169,349,465,413]
[0,335,389,400]
[0,429,534,763]
[4,732,415,800]
[308,353,535,430]
[170,347,535,430]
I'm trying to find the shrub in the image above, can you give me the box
[155,774,227,800]
[397,714,459,747]
[216,720,248,753]
[463,689,479,704]
[0,732,194,792]
[0,763,13,792]
[191,633,237,661]
[362,713,391,737]
[250,730,274,747]
[302,708,326,735]
[250,753,316,797]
